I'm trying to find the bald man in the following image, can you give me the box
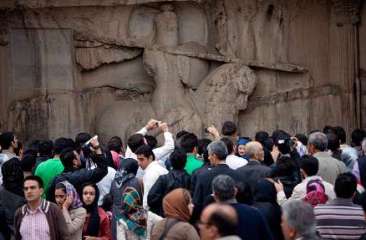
[199,203,240,240]
[235,141,272,193]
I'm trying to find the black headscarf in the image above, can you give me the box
[2,158,24,197]
[114,158,139,188]
[82,184,100,237]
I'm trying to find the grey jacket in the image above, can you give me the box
[314,151,347,185]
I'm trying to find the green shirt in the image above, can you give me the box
[184,154,203,175]
[34,158,64,198]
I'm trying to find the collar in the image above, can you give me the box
[303,175,323,182]
[145,161,160,171]
[1,150,18,159]
[22,199,50,215]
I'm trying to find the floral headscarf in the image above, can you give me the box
[60,181,83,209]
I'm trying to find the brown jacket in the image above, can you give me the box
[14,199,67,240]
[150,218,200,240]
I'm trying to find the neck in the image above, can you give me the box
[28,198,42,210]
[54,154,60,159]
[3,148,14,154]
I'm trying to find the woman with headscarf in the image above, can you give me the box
[82,183,112,240]
[253,179,284,240]
[111,158,161,240]
[151,188,199,240]
[0,157,26,239]
[55,181,86,240]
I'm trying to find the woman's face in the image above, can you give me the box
[83,185,96,205]
[55,188,66,207]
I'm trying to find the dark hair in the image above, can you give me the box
[24,175,44,189]
[38,140,53,157]
[82,183,100,236]
[54,137,72,155]
[299,155,319,176]
[262,138,274,151]
[220,137,234,154]
[127,134,145,153]
[0,132,15,149]
[272,130,290,144]
[60,148,76,171]
[334,126,346,144]
[221,121,237,136]
[145,135,158,149]
[326,133,340,152]
[101,193,113,212]
[352,129,366,147]
[176,130,190,139]
[207,208,238,237]
[14,141,23,157]
[198,138,212,163]
[26,140,40,155]
[274,155,296,176]
[107,136,123,153]
[180,133,198,153]
[55,182,66,193]
[169,148,187,170]
[75,132,92,147]
[255,131,269,145]
[323,125,336,134]
[334,173,357,198]
[295,133,308,146]
[20,154,37,172]
[135,144,155,160]
[235,181,253,205]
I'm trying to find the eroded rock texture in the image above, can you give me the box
[0,0,365,143]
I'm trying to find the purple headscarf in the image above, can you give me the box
[60,181,83,209]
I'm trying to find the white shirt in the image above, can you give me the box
[142,161,168,209]
[125,127,174,177]
[277,175,336,205]
[225,154,248,170]
[97,166,116,206]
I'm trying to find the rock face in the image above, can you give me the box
[0,0,365,143]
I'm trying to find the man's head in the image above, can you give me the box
[334,126,346,144]
[169,148,187,170]
[180,133,198,154]
[334,173,357,199]
[245,141,264,161]
[127,134,145,153]
[54,137,73,156]
[352,129,366,147]
[221,121,237,137]
[198,138,212,164]
[212,175,236,202]
[107,136,123,154]
[75,132,92,151]
[24,175,44,203]
[60,148,81,171]
[281,200,317,240]
[0,132,18,151]
[307,131,328,154]
[207,140,228,166]
[135,145,155,170]
[38,140,53,157]
[199,203,238,240]
[255,131,269,145]
[326,133,340,152]
[299,155,319,178]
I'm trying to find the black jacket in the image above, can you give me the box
[47,154,108,201]
[253,179,284,240]
[192,164,241,221]
[190,164,211,194]
[148,170,191,216]
[236,160,272,194]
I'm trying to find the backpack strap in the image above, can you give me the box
[158,218,180,240]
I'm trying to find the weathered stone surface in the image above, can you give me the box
[0,0,365,142]
[76,45,142,70]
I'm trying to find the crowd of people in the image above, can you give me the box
[1,119,366,240]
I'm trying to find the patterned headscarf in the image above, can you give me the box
[304,179,328,207]
[60,181,83,209]
[121,186,147,237]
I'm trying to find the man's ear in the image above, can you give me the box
[40,188,44,196]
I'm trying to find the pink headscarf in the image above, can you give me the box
[111,151,121,169]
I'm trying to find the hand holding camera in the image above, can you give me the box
[205,125,220,139]
[159,122,169,132]
[145,119,160,131]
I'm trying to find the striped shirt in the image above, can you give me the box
[19,205,50,240]
[314,198,366,239]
